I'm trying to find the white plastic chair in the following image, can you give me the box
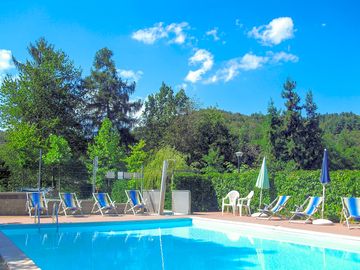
[237,190,254,216]
[222,190,239,215]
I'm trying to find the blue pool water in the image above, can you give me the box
[1,218,360,270]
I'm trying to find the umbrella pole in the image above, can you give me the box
[259,189,263,209]
[322,185,325,219]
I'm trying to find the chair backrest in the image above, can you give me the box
[304,196,323,215]
[62,193,76,208]
[129,190,139,206]
[246,191,254,206]
[96,193,110,208]
[342,197,360,217]
[226,190,240,204]
[28,192,45,208]
[271,195,291,212]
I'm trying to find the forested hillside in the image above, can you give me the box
[0,39,359,192]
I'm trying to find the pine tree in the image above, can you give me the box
[0,38,84,152]
[281,79,304,165]
[267,99,286,161]
[301,91,323,168]
[84,48,141,145]
[140,83,192,150]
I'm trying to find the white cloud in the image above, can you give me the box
[321,23,327,27]
[205,51,298,84]
[185,49,214,83]
[166,22,190,44]
[0,49,13,71]
[235,19,243,28]
[131,23,167,44]
[205,53,268,83]
[248,17,295,46]
[132,22,190,45]
[118,69,143,82]
[269,51,299,63]
[206,28,220,41]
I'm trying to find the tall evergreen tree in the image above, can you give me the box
[281,79,304,165]
[140,82,193,150]
[301,91,323,169]
[0,38,84,152]
[84,48,141,144]
[267,99,286,161]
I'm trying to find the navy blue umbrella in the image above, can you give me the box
[320,149,330,218]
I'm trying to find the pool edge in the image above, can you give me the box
[0,232,39,270]
[1,216,360,269]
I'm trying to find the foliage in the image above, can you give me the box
[173,172,218,212]
[300,91,323,169]
[0,38,84,152]
[43,134,72,166]
[124,139,147,172]
[139,83,193,150]
[111,180,137,203]
[201,147,225,173]
[0,123,41,169]
[84,47,142,144]
[173,169,360,222]
[143,146,188,189]
[87,118,125,188]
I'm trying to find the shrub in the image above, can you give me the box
[173,170,360,221]
[111,180,137,203]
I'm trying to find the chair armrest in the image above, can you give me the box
[237,198,246,205]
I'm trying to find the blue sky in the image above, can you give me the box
[0,0,359,115]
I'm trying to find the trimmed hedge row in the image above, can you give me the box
[173,170,360,222]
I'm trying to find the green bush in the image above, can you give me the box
[111,180,138,203]
[173,170,360,222]
[173,172,218,212]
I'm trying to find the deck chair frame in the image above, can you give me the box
[289,196,323,223]
[91,193,118,216]
[124,190,148,215]
[257,195,291,220]
[59,192,83,216]
[341,197,360,229]
[26,192,49,217]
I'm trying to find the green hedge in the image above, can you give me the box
[173,170,360,222]
[111,179,139,203]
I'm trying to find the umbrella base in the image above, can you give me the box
[312,219,334,225]
[251,212,267,218]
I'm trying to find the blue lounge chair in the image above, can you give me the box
[289,196,323,223]
[124,190,147,215]
[341,197,360,229]
[59,192,83,216]
[26,192,48,217]
[91,193,118,216]
[257,195,291,220]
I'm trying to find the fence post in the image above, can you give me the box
[92,156,98,194]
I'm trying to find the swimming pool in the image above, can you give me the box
[1,218,360,270]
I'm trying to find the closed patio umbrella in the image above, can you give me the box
[313,149,333,225]
[255,157,270,208]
